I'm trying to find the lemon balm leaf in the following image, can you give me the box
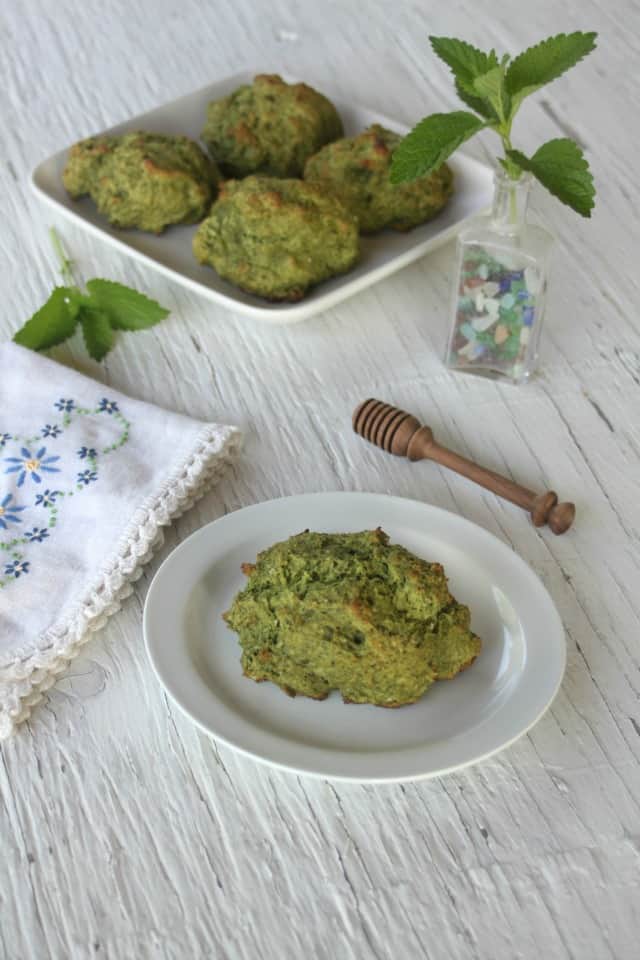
[13,287,80,350]
[507,139,595,217]
[390,112,485,183]
[80,308,115,361]
[85,279,170,330]
[430,36,500,119]
[505,32,597,113]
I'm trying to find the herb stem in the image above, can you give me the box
[49,227,76,288]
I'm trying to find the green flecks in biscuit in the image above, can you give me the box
[201,74,344,178]
[223,529,481,707]
[193,176,360,301]
[304,124,454,234]
[62,132,220,233]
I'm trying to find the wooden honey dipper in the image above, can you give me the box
[353,398,575,534]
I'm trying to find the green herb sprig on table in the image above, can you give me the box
[13,228,170,361]
[390,32,597,216]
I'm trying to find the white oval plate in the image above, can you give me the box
[31,72,493,325]
[144,493,565,782]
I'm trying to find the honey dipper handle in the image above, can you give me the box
[420,438,537,511]
[407,427,558,512]
[407,427,576,533]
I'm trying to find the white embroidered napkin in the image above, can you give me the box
[0,342,241,737]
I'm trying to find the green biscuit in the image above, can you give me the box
[63,132,220,233]
[193,176,360,301]
[304,124,454,233]
[201,74,344,178]
[223,529,482,707]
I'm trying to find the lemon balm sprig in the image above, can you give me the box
[13,228,170,361]
[390,32,597,217]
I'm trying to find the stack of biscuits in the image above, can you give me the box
[63,74,454,301]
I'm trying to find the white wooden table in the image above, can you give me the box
[2,1,639,957]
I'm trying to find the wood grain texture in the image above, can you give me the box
[1,1,640,957]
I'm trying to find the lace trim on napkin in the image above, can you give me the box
[0,423,241,738]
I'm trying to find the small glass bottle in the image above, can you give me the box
[445,169,553,384]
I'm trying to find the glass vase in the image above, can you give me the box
[445,169,553,384]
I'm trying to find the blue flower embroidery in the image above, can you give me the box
[35,489,61,507]
[0,395,132,589]
[77,469,97,485]
[4,559,29,578]
[77,446,97,460]
[4,447,61,487]
[0,493,26,530]
[25,527,49,543]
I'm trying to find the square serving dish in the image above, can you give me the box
[31,71,493,325]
